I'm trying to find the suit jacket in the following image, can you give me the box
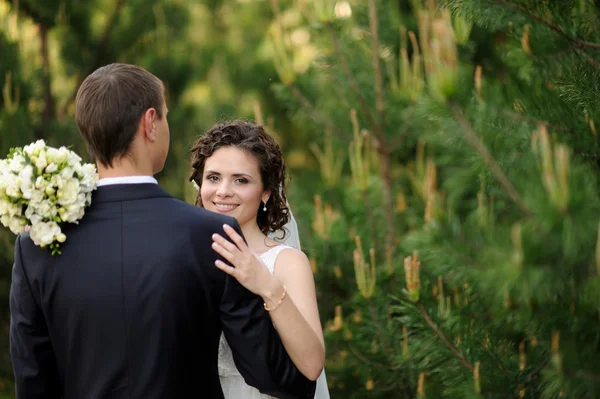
[9,183,316,399]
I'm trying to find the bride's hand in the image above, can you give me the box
[212,224,280,297]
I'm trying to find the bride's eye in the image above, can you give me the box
[205,175,219,182]
[235,178,248,184]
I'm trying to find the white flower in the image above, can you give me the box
[78,163,98,192]
[7,202,22,217]
[0,198,9,216]
[57,147,71,164]
[34,149,48,170]
[0,174,9,197]
[9,154,25,173]
[57,177,80,205]
[38,200,57,219]
[0,214,25,235]
[8,216,25,235]
[18,165,34,199]
[50,174,62,188]
[23,140,46,158]
[45,163,58,173]
[35,176,48,190]
[67,149,82,164]
[192,180,200,191]
[60,166,75,180]
[5,174,21,199]
[0,215,9,230]
[30,221,61,247]
[1,141,98,253]
[58,203,84,223]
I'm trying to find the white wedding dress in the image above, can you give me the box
[218,209,330,399]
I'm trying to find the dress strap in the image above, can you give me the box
[259,245,291,274]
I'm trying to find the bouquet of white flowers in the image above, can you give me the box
[0,139,98,255]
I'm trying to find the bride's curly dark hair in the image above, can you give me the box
[189,120,290,237]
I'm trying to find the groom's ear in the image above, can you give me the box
[141,108,158,141]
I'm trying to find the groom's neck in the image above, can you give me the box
[97,157,154,179]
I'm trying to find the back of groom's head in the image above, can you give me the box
[75,63,165,167]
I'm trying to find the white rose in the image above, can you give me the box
[9,154,25,173]
[60,166,75,180]
[30,221,61,247]
[0,214,9,229]
[57,147,71,164]
[59,203,84,223]
[46,148,61,164]
[5,174,21,199]
[23,140,46,157]
[18,165,34,199]
[29,213,42,225]
[29,187,45,209]
[0,174,9,197]
[45,163,58,173]
[0,198,9,216]
[78,163,98,192]
[35,176,48,190]
[38,200,57,219]
[67,149,82,164]
[57,177,79,205]
[34,149,48,170]
[8,216,26,235]
[50,174,62,189]
[8,202,22,217]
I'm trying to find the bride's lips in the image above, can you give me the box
[213,202,239,213]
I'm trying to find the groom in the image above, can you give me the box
[9,63,316,399]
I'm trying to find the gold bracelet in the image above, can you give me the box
[264,286,287,312]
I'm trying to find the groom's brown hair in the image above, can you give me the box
[75,63,164,166]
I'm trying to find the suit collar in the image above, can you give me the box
[91,183,173,203]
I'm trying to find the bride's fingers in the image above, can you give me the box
[212,233,239,254]
[215,259,236,276]
[222,224,249,253]
[211,242,236,263]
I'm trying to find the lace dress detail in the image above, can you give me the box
[218,245,291,398]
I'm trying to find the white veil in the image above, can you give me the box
[269,205,330,399]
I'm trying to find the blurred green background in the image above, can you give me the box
[2,0,600,398]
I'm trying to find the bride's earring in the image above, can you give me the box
[263,201,267,212]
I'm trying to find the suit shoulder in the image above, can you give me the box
[167,198,237,228]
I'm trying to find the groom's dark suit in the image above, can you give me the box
[9,183,316,399]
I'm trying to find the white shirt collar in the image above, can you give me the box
[97,176,158,187]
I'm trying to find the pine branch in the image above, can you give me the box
[450,102,532,216]
[287,83,350,141]
[367,297,393,356]
[368,0,385,117]
[269,0,349,141]
[325,23,381,139]
[490,0,600,50]
[389,106,414,150]
[347,343,398,370]
[60,0,127,117]
[417,303,474,372]
[501,110,574,132]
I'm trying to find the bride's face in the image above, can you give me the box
[200,146,270,228]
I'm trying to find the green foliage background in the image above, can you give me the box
[2,0,600,398]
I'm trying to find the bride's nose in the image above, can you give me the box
[216,181,233,197]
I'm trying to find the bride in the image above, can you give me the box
[189,120,330,398]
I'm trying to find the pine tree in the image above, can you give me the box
[270,0,600,397]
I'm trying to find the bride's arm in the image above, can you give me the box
[212,225,325,381]
[263,248,325,381]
